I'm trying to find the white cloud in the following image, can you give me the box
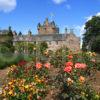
[0,0,16,13]
[85,15,92,21]
[52,0,66,4]
[74,25,85,36]
[96,12,100,16]
[66,4,71,10]
[85,12,100,21]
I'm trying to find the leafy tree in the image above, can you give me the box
[0,26,14,53]
[82,16,100,53]
[91,35,100,53]
[7,26,14,52]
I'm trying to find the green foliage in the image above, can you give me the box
[91,36,100,53]
[0,53,24,69]
[58,83,99,100]
[50,47,69,68]
[82,16,100,53]
[0,26,14,53]
[38,41,48,53]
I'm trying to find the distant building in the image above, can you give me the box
[0,18,80,51]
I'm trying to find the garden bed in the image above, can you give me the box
[0,49,100,100]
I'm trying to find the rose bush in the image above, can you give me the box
[0,46,100,100]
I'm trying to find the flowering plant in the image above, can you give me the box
[57,51,100,100]
[0,59,51,99]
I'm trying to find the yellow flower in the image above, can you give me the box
[24,85,29,89]
[0,88,2,95]
[81,92,85,96]
[2,90,6,97]
[8,82,13,85]
[8,90,14,96]
[33,47,36,50]
[35,75,38,78]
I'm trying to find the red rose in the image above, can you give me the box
[64,66,72,73]
[65,62,73,67]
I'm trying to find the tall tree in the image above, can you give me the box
[82,16,100,53]
[7,26,14,52]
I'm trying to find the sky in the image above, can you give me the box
[0,0,100,36]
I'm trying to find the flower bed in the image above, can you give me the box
[0,47,100,100]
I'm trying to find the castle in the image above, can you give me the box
[37,18,59,34]
[1,18,80,51]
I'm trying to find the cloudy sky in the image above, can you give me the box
[0,0,100,36]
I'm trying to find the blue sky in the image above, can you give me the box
[0,0,100,36]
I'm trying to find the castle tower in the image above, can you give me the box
[37,18,59,35]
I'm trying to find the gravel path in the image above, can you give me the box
[0,67,9,87]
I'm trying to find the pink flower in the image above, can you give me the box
[75,63,86,69]
[65,62,73,67]
[36,62,42,69]
[44,63,51,69]
[64,66,72,73]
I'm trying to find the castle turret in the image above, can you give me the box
[37,18,59,35]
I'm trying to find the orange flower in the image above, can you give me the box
[36,62,42,69]
[75,63,86,69]
[44,62,51,69]
[79,76,85,83]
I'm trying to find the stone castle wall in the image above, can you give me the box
[0,19,80,51]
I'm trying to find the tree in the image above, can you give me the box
[0,26,14,53]
[82,16,100,53]
[7,26,14,52]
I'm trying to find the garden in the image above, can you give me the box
[0,41,100,100]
